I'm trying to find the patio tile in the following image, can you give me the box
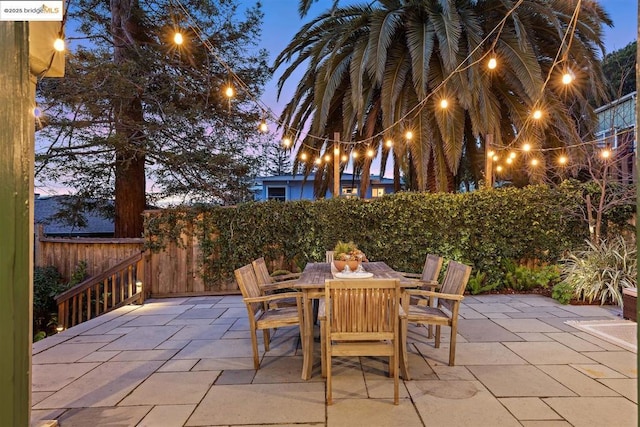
[34,361,163,409]
[55,406,151,427]
[543,397,638,427]
[418,342,527,366]
[503,341,594,365]
[144,297,191,305]
[558,305,620,317]
[515,332,555,341]
[120,371,218,405]
[110,348,179,361]
[137,404,196,427]
[457,319,523,342]
[582,351,637,377]
[155,339,191,350]
[572,331,631,351]
[537,365,620,396]
[77,350,120,363]
[121,314,179,326]
[32,335,71,355]
[253,356,311,383]
[468,365,574,397]
[406,380,521,426]
[216,307,247,318]
[30,409,66,425]
[174,338,255,359]
[65,334,123,344]
[520,422,572,427]
[493,318,562,333]
[464,303,520,313]
[215,369,255,384]
[545,332,610,352]
[33,342,107,364]
[459,307,487,319]
[185,296,224,304]
[499,397,563,420]
[484,312,512,319]
[166,318,216,326]
[130,304,192,315]
[168,324,229,340]
[192,357,256,371]
[32,362,100,392]
[570,364,627,379]
[327,398,420,426]
[402,348,438,380]
[174,307,227,319]
[186,383,325,425]
[598,378,638,403]
[158,359,199,372]
[31,392,53,406]
[430,364,476,381]
[80,317,136,336]
[100,325,183,351]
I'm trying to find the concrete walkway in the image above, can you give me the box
[31,294,637,426]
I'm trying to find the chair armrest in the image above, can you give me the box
[244,292,302,304]
[261,280,300,292]
[397,271,421,278]
[405,289,464,301]
[414,280,439,289]
[272,272,301,281]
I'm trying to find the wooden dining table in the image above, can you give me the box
[295,261,416,380]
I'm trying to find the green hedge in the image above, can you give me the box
[144,184,628,288]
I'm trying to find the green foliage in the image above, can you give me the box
[503,260,560,291]
[466,272,499,295]
[602,41,636,98]
[560,236,637,306]
[551,282,575,305]
[143,185,608,290]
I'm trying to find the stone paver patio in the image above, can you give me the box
[31,294,637,426]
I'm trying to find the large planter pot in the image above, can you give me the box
[333,259,360,272]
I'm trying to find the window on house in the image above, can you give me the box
[267,187,286,201]
[372,187,385,198]
[341,187,358,197]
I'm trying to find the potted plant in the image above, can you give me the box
[333,241,368,272]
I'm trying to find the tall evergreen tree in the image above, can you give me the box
[36,0,270,236]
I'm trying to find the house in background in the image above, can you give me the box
[34,194,115,237]
[254,173,396,201]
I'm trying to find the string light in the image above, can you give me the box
[492,155,499,161]
[506,157,513,164]
[352,152,358,158]
[341,154,348,162]
[561,72,573,85]
[173,32,184,45]
[496,165,503,172]
[224,85,234,98]
[259,119,268,133]
[488,57,497,70]
[282,137,291,147]
[439,99,449,109]
[532,109,543,120]
[522,143,531,152]
[300,152,308,160]
[385,139,393,148]
[405,130,413,140]
[558,155,568,165]
[314,157,321,165]
[367,149,375,158]
[53,38,65,52]
[601,149,611,159]
[531,158,539,166]
[509,151,516,159]
[487,150,495,158]
[324,154,331,162]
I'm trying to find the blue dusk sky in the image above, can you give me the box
[257,0,638,118]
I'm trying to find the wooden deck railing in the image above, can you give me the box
[55,251,147,329]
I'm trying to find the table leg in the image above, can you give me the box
[399,291,410,380]
[301,290,314,380]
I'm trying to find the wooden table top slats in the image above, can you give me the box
[296,262,413,289]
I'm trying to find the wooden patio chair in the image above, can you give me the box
[399,254,444,294]
[325,250,335,263]
[322,278,401,405]
[251,257,300,308]
[234,264,303,370]
[400,261,471,377]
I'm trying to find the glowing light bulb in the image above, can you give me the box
[562,72,573,85]
[506,157,513,165]
[509,151,516,159]
[558,155,568,165]
[367,149,375,158]
[522,143,531,152]
[282,137,291,147]
[341,155,348,162]
[405,131,413,140]
[385,139,393,148]
[225,85,234,98]
[496,165,503,172]
[314,157,321,165]
[259,121,268,132]
[324,154,331,162]
[532,109,543,120]
[601,149,611,159]
[488,57,497,70]
[531,158,539,166]
[173,32,184,45]
[352,152,358,158]
[440,99,449,109]
[300,153,308,161]
[333,147,339,155]
[53,38,65,52]
[492,155,499,162]
[487,150,495,158]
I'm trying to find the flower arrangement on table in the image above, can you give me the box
[333,240,368,272]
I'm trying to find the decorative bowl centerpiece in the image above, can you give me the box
[333,241,368,272]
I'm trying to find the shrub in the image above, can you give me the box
[503,261,561,291]
[551,282,575,305]
[560,236,636,306]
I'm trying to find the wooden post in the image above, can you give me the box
[0,21,33,427]
[484,134,494,189]
[333,132,340,198]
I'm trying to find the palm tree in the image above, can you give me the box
[276,0,611,195]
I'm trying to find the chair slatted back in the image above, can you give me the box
[234,264,264,315]
[438,261,472,311]
[326,279,399,339]
[421,254,444,283]
[251,257,274,286]
[325,251,335,263]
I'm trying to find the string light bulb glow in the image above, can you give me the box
[224,85,234,98]
[531,158,539,166]
[562,72,573,85]
[496,165,503,172]
[492,155,499,162]
[300,153,308,161]
[53,38,65,52]
[352,152,358,158]
[532,109,543,120]
[314,157,321,165]
[509,151,516,159]
[385,139,393,148]
[341,154,348,162]
[173,32,184,45]
[439,99,449,109]
[558,155,568,165]
[506,157,513,165]
[405,130,413,140]
[324,154,331,162]
[259,120,268,133]
[488,57,497,70]
[522,143,531,152]
[333,147,340,155]
[601,149,611,159]
[282,137,291,147]
[367,149,375,158]
[487,150,495,158]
